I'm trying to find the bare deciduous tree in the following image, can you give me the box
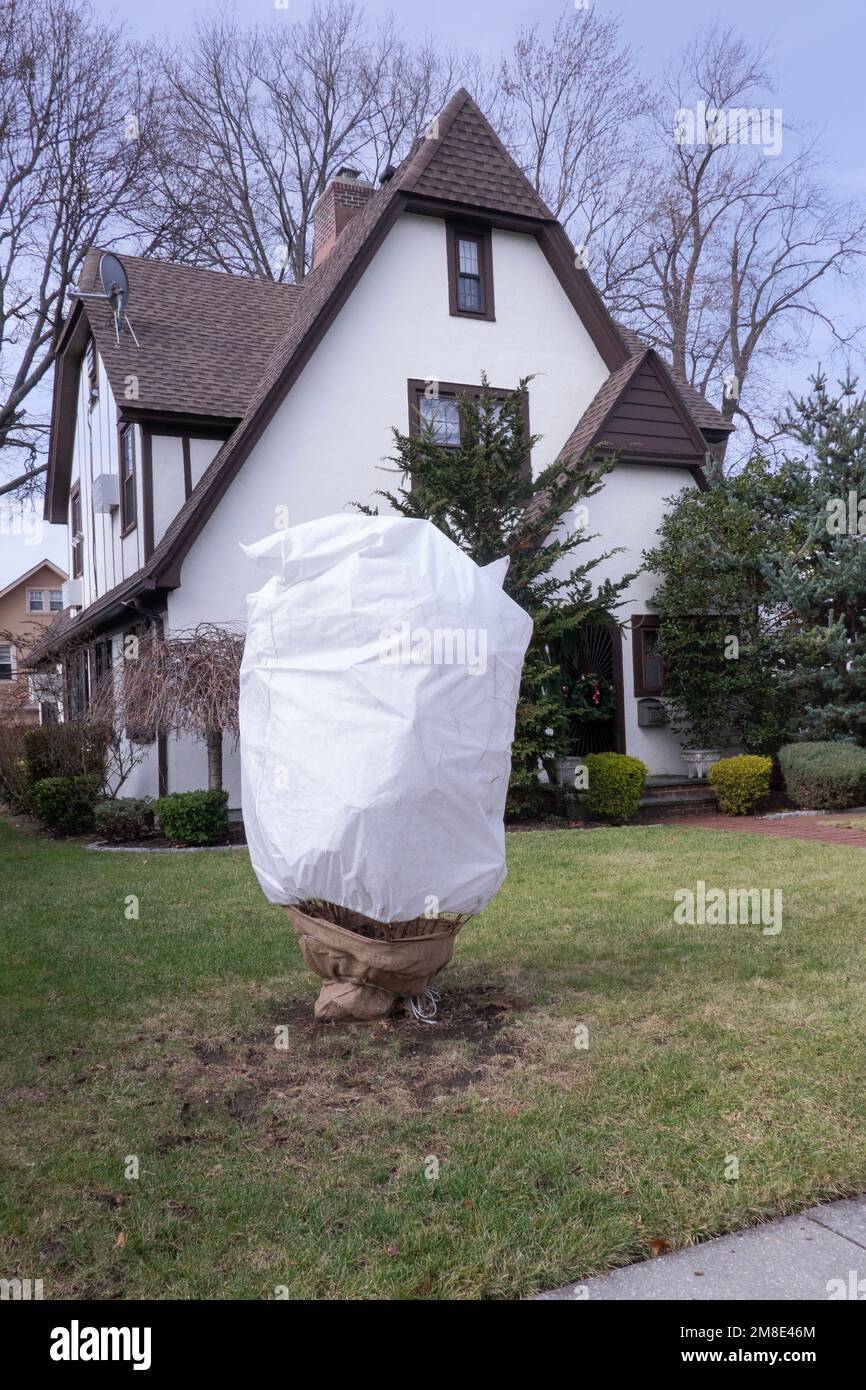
[145,2,457,282]
[100,623,244,791]
[488,8,650,300]
[618,27,865,458]
[0,0,159,500]
[486,18,864,460]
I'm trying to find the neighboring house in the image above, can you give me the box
[32,89,733,806]
[0,559,67,724]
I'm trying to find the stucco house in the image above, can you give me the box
[0,558,67,724]
[32,89,732,808]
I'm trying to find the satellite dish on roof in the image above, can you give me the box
[100,253,129,313]
[69,252,139,348]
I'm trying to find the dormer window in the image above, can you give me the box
[447,225,494,320]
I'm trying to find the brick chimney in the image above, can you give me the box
[311,167,374,269]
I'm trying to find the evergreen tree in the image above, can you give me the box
[362,378,633,817]
[771,375,866,744]
[643,457,812,754]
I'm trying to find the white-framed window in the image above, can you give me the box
[27,589,44,613]
[0,643,13,681]
[50,589,63,612]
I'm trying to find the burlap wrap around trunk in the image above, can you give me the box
[285,904,463,1021]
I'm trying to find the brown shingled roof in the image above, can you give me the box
[525,345,720,524]
[404,94,554,220]
[79,251,302,420]
[616,324,732,436]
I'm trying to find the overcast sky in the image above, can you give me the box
[3,0,862,585]
[97,0,863,202]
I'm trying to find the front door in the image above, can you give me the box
[554,623,625,757]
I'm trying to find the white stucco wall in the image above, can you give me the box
[151,435,187,547]
[188,438,216,490]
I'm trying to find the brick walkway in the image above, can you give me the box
[656,812,866,848]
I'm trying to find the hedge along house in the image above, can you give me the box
[32,90,733,808]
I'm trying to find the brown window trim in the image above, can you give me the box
[632,614,664,696]
[70,483,83,578]
[446,223,495,321]
[406,378,531,475]
[119,424,137,537]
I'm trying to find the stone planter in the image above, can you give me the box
[682,748,722,779]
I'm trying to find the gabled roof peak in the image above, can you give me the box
[398,87,555,223]
[0,557,67,602]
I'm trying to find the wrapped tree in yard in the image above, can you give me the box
[365,378,632,816]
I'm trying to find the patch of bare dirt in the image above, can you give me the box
[153,984,533,1144]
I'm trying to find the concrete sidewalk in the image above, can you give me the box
[535,1197,866,1300]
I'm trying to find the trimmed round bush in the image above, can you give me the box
[93,798,155,843]
[778,741,866,811]
[154,789,229,845]
[708,754,772,815]
[583,752,648,824]
[30,774,101,834]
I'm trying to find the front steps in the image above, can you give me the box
[639,774,718,819]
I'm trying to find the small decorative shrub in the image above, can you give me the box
[708,754,773,815]
[24,722,108,786]
[154,789,229,845]
[778,741,866,811]
[93,797,156,843]
[583,752,648,823]
[30,774,101,834]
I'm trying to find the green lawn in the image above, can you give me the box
[2,814,866,1300]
